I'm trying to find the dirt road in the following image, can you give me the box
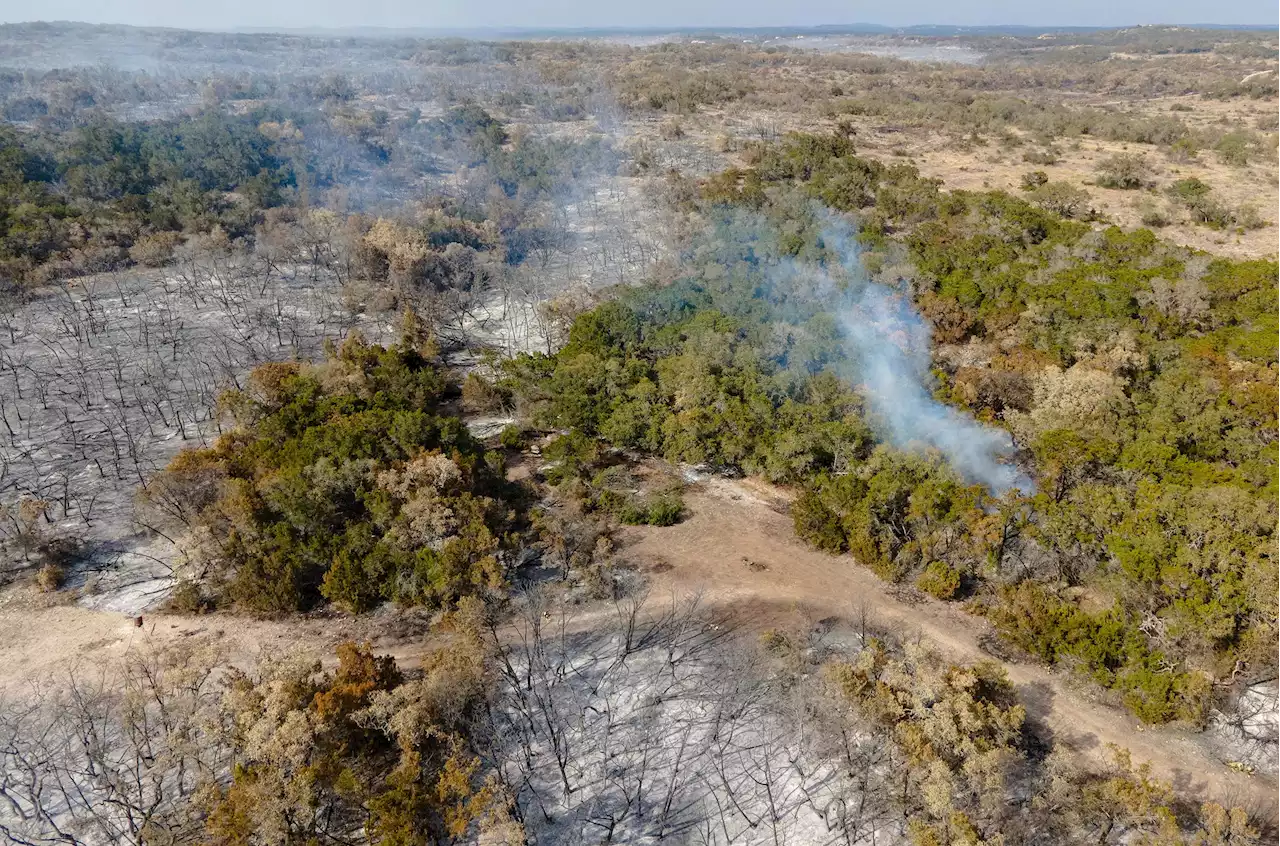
[617,478,1278,814]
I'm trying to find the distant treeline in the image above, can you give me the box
[0,103,616,285]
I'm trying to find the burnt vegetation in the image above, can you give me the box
[0,20,1275,846]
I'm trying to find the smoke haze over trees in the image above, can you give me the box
[0,19,1274,846]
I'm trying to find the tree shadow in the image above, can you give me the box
[1016,680,1077,763]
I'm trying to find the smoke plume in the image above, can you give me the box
[823,219,1033,496]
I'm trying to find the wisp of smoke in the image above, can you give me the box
[821,218,1034,496]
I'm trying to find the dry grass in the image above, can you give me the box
[638,50,1279,259]
[677,101,1279,258]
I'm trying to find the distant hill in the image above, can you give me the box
[221,22,1278,39]
[4,20,1272,42]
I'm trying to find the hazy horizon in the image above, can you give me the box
[0,0,1274,33]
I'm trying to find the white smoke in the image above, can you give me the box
[821,217,1034,496]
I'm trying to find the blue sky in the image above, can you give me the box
[0,0,1275,30]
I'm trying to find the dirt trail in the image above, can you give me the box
[0,594,431,696]
[0,475,1272,813]
[617,479,1278,813]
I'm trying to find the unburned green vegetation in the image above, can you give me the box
[145,331,529,614]
[0,23,1275,845]
[494,132,1278,726]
